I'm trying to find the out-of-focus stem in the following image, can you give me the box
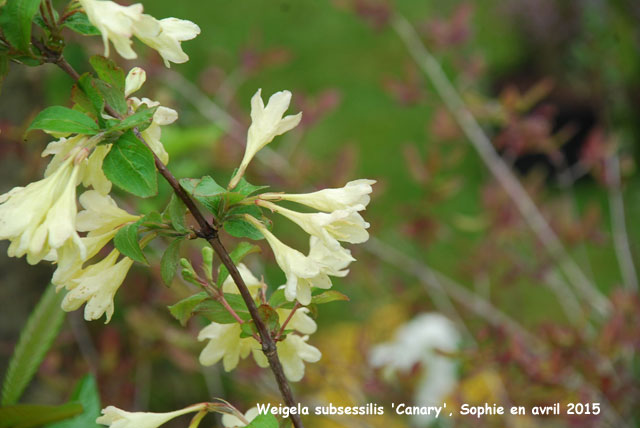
[391,13,611,317]
[605,154,638,291]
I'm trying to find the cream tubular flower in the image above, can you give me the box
[76,191,141,236]
[253,334,321,382]
[221,407,259,428]
[97,403,206,428]
[82,145,113,195]
[0,155,84,265]
[221,263,263,296]
[134,16,201,67]
[128,97,177,164]
[197,323,255,371]
[262,179,376,212]
[61,249,134,323]
[244,216,328,305]
[53,191,139,289]
[78,0,144,59]
[259,200,370,249]
[124,67,146,97]
[230,89,302,188]
[278,307,317,335]
[308,236,354,277]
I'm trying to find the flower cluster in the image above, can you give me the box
[0,68,174,322]
[198,264,321,382]
[77,0,200,67]
[232,89,375,305]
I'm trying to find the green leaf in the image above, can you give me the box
[0,0,42,52]
[0,403,83,428]
[26,106,99,135]
[62,12,100,36]
[258,304,280,333]
[196,294,252,324]
[93,79,127,117]
[239,320,257,338]
[76,73,105,119]
[233,176,269,197]
[109,105,156,133]
[268,289,295,310]
[312,290,350,305]
[1,284,65,406]
[223,217,264,240]
[162,195,188,233]
[160,238,183,286]
[180,176,226,214]
[246,414,279,428]
[45,375,101,428]
[217,242,261,287]
[113,219,147,265]
[103,130,158,198]
[89,56,125,92]
[168,292,208,326]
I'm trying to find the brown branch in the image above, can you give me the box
[45,52,304,428]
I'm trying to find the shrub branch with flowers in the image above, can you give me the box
[0,1,375,427]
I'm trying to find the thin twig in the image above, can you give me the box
[391,13,611,317]
[605,154,638,291]
[44,51,304,428]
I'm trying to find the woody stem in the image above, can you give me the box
[48,52,304,428]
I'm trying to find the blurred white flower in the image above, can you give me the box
[198,323,255,371]
[230,89,301,188]
[254,334,321,382]
[78,0,143,59]
[61,249,134,323]
[370,313,460,427]
[97,404,205,428]
[244,215,328,305]
[221,262,263,296]
[124,67,146,97]
[260,200,370,249]
[221,407,259,428]
[134,16,200,67]
[262,179,376,212]
[0,155,84,265]
[128,97,177,164]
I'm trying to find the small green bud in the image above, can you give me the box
[201,246,214,281]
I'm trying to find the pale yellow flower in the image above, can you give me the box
[76,191,140,236]
[221,407,259,428]
[244,215,328,305]
[61,249,134,322]
[78,0,144,59]
[221,263,263,296]
[124,67,146,97]
[260,200,370,249]
[0,155,84,265]
[230,89,301,188]
[134,16,200,67]
[97,404,206,428]
[128,97,177,164]
[253,334,321,382]
[262,179,376,212]
[197,323,255,371]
